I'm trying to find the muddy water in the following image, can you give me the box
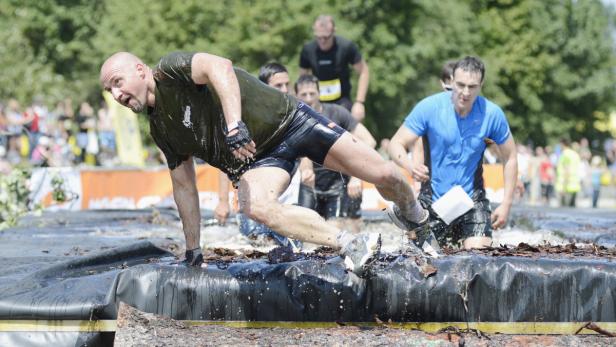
[202,220,576,254]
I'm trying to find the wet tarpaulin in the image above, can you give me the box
[1,242,615,323]
[1,209,616,346]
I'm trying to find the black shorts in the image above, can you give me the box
[419,190,492,246]
[243,103,345,178]
[298,184,343,220]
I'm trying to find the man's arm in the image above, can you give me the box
[214,171,231,225]
[351,60,369,121]
[190,53,256,160]
[492,135,518,229]
[389,126,429,182]
[170,156,201,250]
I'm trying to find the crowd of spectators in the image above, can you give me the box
[511,138,616,208]
[0,97,117,173]
[2,95,616,209]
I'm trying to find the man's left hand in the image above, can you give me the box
[225,121,256,161]
[347,177,362,198]
[351,102,365,121]
[491,203,511,229]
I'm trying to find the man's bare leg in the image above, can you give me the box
[323,133,425,221]
[238,167,343,248]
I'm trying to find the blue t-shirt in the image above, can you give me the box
[404,92,510,201]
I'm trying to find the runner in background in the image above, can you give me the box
[299,14,369,121]
[294,75,376,233]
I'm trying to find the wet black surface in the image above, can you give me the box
[1,208,615,347]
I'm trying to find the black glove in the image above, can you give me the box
[183,248,204,267]
[225,121,252,151]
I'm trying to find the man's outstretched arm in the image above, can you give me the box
[170,157,201,250]
[389,126,429,182]
[190,53,256,161]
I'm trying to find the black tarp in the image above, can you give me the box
[1,241,615,322]
[1,209,615,346]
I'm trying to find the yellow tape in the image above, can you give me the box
[0,320,614,335]
[0,320,116,332]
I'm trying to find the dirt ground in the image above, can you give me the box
[114,303,615,347]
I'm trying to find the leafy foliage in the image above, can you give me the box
[0,169,35,229]
[0,0,614,145]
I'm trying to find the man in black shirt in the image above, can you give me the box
[299,15,369,121]
[100,51,427,275]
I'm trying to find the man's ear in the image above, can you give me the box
[136,63,145,78]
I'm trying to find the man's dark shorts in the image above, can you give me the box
[419,190,492,246]
[298,183,345,219]
[238,102,345,180]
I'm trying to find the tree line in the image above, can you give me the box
[0,0,614,146]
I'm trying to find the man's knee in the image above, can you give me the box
[239,199,281,226]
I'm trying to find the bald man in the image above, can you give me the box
[100,51,427,275]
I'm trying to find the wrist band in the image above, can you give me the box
[355,100,364,104]
[227,120,239,132]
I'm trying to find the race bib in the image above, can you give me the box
[319,79,342,101]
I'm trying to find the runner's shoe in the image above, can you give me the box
[341,233,381,277]
[408,220,444,257]
[386,204,429,231]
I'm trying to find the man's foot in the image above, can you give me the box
[386,204,428,231]
[341,233,381,276]
[182,248,204,267]
[407,220,447,257]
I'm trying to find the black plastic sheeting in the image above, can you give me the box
[1,241,615,323]
[1,209,615,346]
[116,253,616,323]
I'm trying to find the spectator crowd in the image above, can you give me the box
[0,97,117,172]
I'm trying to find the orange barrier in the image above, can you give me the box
[32,164,505,211]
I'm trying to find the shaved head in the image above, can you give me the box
[100,51,153,113]
[100,52,144,84]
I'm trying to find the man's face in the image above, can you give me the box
[451,69,482,113]
[268,72,290,94]
[296,82,320,108]
[100,64,148,113]
[313,22,335,51]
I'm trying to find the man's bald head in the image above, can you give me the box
[100,52,145,84]
[100,52,153,113]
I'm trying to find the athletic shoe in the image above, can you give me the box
[410,220,444,257]
[341,233,381,276]
[386,204,429,231]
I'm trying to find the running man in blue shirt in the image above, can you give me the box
[388,56,518,249]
